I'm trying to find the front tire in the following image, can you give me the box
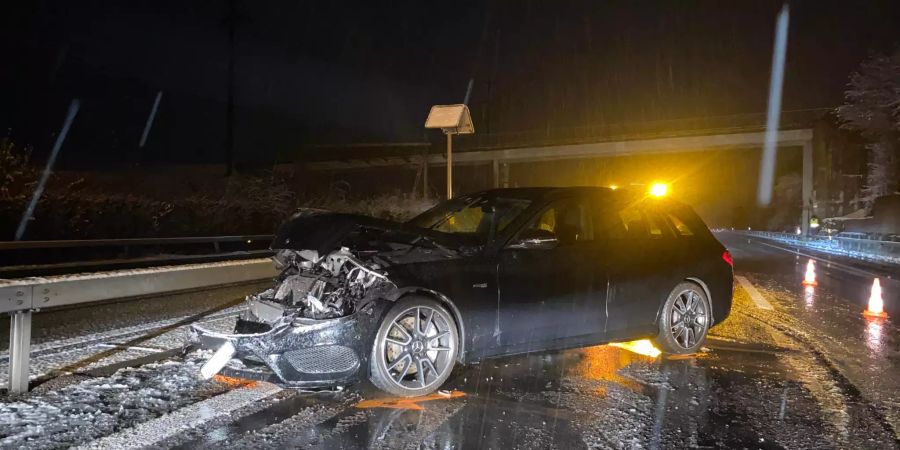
[369,296,459,397]
[653,282,711,354]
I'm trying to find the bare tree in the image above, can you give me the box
[837,49,900,206]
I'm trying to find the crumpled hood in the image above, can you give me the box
[270,209,466,257]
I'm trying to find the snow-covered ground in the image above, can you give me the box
[0,306,244,386]
[0,353,229,449]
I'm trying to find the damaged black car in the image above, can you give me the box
[190,187,734,397]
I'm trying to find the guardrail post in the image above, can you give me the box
[8,310,32,394]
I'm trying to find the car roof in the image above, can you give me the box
[473,186,688,208]
[475,186,611,199]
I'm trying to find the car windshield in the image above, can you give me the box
[407,195,532,242]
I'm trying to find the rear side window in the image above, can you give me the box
[668,205,716,242]
[645,210,670,238]
[600,203,672,240]
[666,212,694,236]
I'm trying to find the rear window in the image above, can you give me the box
[666,204,717,242]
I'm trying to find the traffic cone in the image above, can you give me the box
[802,259,817,286]
[863,278,888,318]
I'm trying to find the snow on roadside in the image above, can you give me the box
[0,308,243,386]
[0,353,227,450]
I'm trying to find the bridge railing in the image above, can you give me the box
[460,108,830,151]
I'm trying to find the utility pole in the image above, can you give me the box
[446,133,453,199]
[422,149,429,199]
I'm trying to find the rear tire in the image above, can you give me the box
[369,296,459,397]
[653,282,711,354]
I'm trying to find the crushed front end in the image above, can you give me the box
[190,246,393,388]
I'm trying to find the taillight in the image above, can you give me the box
[722,250,734,267]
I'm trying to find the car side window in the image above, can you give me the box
[602,203,673,240]
[666,212,694,236]
[521,197,594,245]
[645,209,673,239]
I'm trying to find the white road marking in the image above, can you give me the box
[75,382,283,450]
[735,275,774,310]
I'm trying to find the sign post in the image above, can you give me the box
[425,104,474,199]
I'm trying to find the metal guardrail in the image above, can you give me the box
[0,235,274,251]
[1,258,278,394]
[0,235,277,278]
[741,230,900,260]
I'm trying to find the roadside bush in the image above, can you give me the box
[0,138,37,201]
[1,172,437,240]
[303,183,436,222]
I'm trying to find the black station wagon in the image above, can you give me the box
[191,187,734,397]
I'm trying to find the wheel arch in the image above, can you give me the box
[386,287,466,364]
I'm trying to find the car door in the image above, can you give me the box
[497,195,608,352]
[397,254,502,362]
[602,200,681,341]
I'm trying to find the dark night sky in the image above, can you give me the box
[1,1,898,168]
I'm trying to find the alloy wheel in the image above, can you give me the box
[381,305,457,391]
[669,288,708,350]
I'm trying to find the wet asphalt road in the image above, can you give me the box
[3,232,900,449]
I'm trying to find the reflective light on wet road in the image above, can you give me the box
[356,390,466,410]
[864,318,885,354]
[570,344,661,396]
[609,339,662,358]
[213,374,256,388]
[803,285,815,309]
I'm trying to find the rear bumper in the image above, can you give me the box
[190,310,379,388]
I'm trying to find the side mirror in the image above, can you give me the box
[508,228,558,250]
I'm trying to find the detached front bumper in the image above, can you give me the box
[189,308,379,388]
